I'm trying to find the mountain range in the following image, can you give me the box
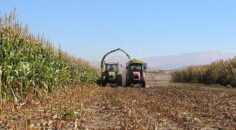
[89,51,235,70]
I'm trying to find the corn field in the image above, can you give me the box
[0,12,98,103]
[171,57,236,87]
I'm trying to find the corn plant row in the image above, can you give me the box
[0,12,98,103]
[171,58,236,87]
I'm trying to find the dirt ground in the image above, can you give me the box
[0,71,236,129]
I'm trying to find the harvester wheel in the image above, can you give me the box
[101,81,107,86]
[117,74,122,86]
[96,79,102,86]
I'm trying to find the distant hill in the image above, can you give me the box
[89,51,235,70]
[143,51,235,70]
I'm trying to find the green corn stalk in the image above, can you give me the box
[171,57,236,87]
[0,12,98,103]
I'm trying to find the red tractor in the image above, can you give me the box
[126,59,147,87]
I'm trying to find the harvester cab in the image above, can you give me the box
[99,62,123,86]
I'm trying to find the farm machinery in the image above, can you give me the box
[126,59,147,87]
[96,48,147,87]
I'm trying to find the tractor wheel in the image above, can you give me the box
[142,81,146,88]
[126,80,131,87]
[117,74,122,86]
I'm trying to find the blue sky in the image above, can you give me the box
[1,0,236,61]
